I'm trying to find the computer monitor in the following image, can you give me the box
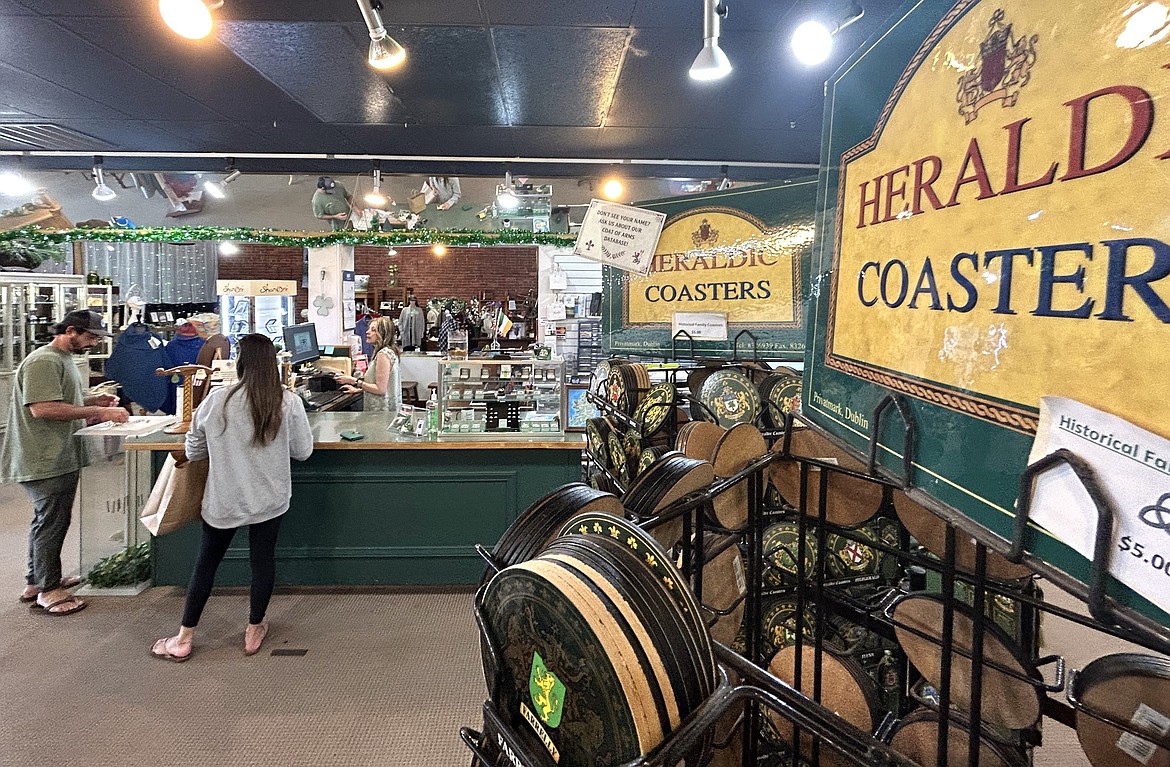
[282,322,321,366]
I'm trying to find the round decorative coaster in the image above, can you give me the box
[698,369,761,429]
[1073,653,1170,767]
[892,593,1044,730]
[767,644,880,767]
[890,709,1028,767]
[480,559,651,766]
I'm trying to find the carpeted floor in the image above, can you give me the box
[0,470,1149,767]
[0,480,483,767]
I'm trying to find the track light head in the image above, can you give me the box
[356,0,406,69]
[690,0,732,81]
[91,157,116,202]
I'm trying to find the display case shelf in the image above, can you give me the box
[438,357,564,435]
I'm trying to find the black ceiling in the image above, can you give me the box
[0,0,906,180]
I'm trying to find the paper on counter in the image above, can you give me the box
[75,415,177,437]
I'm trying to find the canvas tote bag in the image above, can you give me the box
[139,455,209,535]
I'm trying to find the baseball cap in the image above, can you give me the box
[317,176,336,190]
[174,319,199,337]
[55,310,111,337]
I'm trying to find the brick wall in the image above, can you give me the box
[220,244,538,316]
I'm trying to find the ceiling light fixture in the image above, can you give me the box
[432,244,447,257]
[159,0,223,40]
[601,177,624,200]
[203,167,241,199]
[792,2,864,66]
[0,170,31,197]
[496,171,520,210]
[689,0,732,81]
[91,157,116,202]
[365,161,387,205]
[219,241,240,255]
[356,0,406,70]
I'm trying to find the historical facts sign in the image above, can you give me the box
[605,180,816,359]
[806,0,1170,623]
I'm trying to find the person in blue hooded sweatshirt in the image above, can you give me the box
[160,320,206,414]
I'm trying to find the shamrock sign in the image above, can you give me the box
[313,294,334,316]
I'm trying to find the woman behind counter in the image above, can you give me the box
[150,334,314,662]
[338,315,401,412]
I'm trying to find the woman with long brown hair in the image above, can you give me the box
[338,315,401,412]
[151,334,313,662]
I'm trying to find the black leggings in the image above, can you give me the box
[182,516,282,628]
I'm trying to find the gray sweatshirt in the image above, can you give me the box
[185,386,314,529]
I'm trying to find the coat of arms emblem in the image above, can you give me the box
[691,218,720,247]
[956,9,1038,124]
[528,652,566,728]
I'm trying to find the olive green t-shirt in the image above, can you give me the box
[312,184,352,231]
[0,344,89,482]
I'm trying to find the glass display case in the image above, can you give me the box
[0,273,88,430]
[219,294,296,352]
[83,284,120,362]
[0,273,87,370]
[438,357,564,434]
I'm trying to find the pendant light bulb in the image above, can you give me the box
[689,39,732,81]
[792,20,833,65]
[368,33,406,70]
[0,171,31,197]
[365,169,387,205]
[159,0,221,40]
[497,189,520,210]
[91,166,116,202]
[689,0,732,81]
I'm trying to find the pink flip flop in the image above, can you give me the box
[30,596,87,616]
[150,637,192,663]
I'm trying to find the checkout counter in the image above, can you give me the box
[124,412,584,587]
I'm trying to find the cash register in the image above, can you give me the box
[284,322,348,410]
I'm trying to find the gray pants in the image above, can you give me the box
[22,470,80,591]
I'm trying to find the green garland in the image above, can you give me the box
[0,225,577,249]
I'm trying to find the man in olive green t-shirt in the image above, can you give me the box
[311,175,353,230]
[0,310,128,615]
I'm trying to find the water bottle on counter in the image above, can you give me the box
[426,390,440,437]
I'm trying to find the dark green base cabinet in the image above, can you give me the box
[151,448,582,586]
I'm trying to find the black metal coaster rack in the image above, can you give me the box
[464,360,1170,767]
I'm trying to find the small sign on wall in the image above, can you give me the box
[573,199,666,276]
[672,311,728,341]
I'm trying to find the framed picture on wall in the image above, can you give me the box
[565,384,597,432]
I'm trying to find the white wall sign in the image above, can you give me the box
[573,199,666,276]
[672,311,728,341]
[1028,397,1170,618]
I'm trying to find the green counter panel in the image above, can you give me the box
[151,448,581,586]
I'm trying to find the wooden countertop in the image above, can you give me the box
[123,412,585,451]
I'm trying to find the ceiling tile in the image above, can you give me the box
[0,18,222,122]
[0,63,128,121]
[218,21,406,124]
[482,0,634,27]
[375,26,508,126]
[51,16,326,124]
[494,27,628,127]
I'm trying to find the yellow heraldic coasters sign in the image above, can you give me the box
[827,0,1170,437]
